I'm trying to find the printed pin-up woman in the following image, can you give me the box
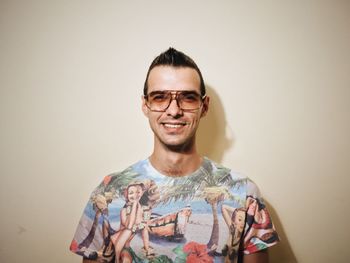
[111,180,159,263]
[221,204,246,261]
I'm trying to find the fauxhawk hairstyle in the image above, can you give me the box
[143,47,206,96]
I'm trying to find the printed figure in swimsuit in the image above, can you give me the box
[111,180,159,263]
[244,196,279,248]
[221,204,246,261]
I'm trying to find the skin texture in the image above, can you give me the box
[142,66,209,176]
[82,65,270,262]
[143,66,207,148]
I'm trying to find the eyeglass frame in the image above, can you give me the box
[144,90,207,112]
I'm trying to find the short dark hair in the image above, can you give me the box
[143,47,206,96]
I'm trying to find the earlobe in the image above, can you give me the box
[201,108,208,117]
[141,96,149,117]
[201,96,210,117]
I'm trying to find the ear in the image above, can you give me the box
[200,96,210,117]
[141,95,149,117]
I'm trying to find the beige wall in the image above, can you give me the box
[1,1,349,262]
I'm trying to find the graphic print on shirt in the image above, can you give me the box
[70,159,279,263]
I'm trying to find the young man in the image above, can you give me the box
[70,48,279,263]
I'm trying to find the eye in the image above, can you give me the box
[150,92,168,101]
[181,92,199,102]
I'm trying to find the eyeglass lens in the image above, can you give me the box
[146,91,203,111]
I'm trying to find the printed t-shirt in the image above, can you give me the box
[70,158,279,263]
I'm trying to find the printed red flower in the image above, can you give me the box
[103,175,112,186]
[183,242,213,263]
[70,239,78,252]
[245,241,259,254]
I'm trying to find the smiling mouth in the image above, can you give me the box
[164,124,185,128]
[162,122,187,128]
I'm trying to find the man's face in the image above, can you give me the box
[142,66,209,150]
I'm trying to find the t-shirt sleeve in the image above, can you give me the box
[242,180,280,254]
[69,175,112,260]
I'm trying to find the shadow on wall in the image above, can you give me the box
[266,200,298,263]
[197,86,233,163]
[197,85,297,263]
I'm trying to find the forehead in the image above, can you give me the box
[128,185,141,190]
[147,66,201,93]
[236,210,245,217]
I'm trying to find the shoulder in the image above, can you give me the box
[203,158,266,200]
[102,159,147,185]
[246,179,263,199]
[110,159,146,178]
[204,157,250,184]
[90,159,148,199]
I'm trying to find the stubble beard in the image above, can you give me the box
[154,130,197,153]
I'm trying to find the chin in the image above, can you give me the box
[161,138,195,152]
[160,136,186,145]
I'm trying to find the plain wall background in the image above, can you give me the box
[1,1,349,262]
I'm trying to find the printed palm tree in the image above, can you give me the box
[93,166,140,198]
[78,167,139,250]
[161,159,245,251]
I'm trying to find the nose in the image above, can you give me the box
[166,96,183,117]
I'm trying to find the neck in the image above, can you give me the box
[150,143,203,177]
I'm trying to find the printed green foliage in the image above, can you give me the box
[92,166,140,199]
[160,159,246,252]
[173,245,187,263]
[149,254,174,263]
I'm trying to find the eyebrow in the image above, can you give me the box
[149,90,200,94]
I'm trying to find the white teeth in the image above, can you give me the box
[164,124,183,128]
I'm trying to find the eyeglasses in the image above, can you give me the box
[144,90,206,112]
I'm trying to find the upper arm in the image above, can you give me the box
[243,249,269,263]
[243,180,280,255]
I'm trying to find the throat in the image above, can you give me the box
[160,167,186,177]
[149,154,202,177]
